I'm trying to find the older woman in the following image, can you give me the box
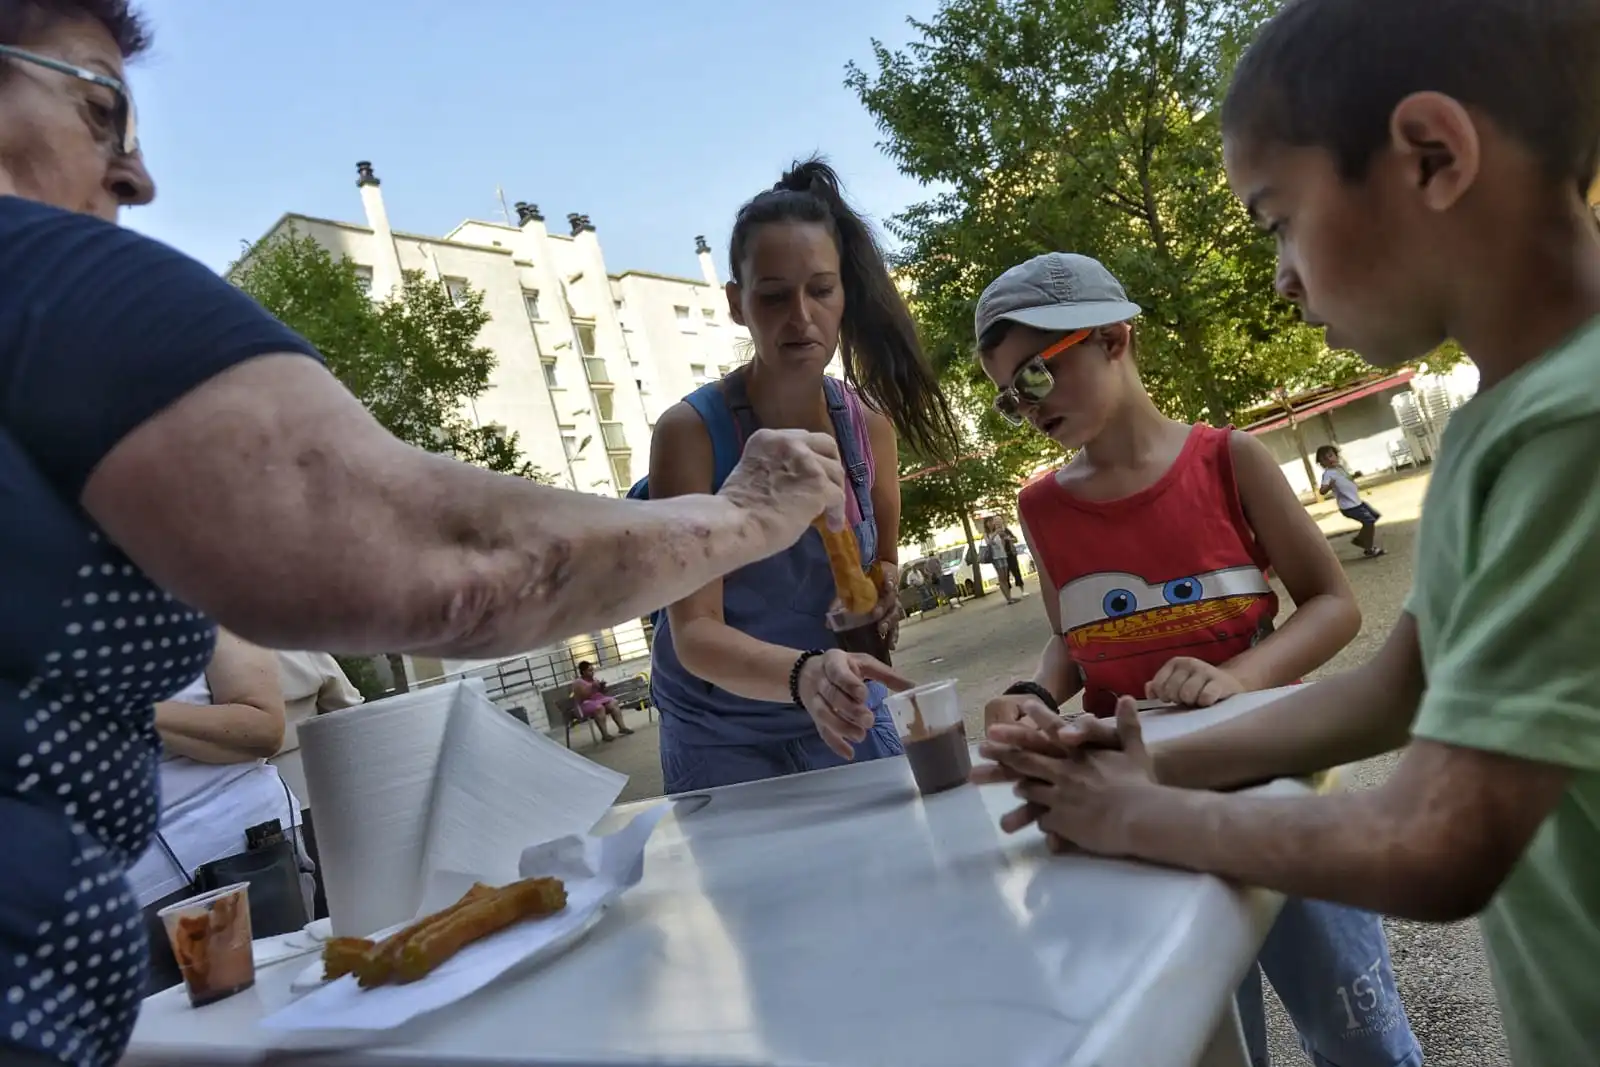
[0,4,847,1064]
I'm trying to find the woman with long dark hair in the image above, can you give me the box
[647,157,960,793]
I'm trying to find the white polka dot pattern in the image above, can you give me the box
[3,529,215,1067]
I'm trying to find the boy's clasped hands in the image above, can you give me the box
[973,694,1166,858]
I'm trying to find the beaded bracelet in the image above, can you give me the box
[1003,680,1062,714]
[789,649,827,708]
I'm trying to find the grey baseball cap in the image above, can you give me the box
[974,253,1142,343]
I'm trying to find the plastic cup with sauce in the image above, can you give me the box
[885,679,971,795]
[157,881,256,1007]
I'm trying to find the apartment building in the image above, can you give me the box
[244,161,767,500]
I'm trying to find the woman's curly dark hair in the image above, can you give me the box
[728,156,959,462]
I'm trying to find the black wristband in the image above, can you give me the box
[1003,680,1061,714]
[790,650,827,707]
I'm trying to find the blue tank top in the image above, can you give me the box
[650,373,881,747]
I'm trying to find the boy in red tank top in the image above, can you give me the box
[973,252,1420,1067]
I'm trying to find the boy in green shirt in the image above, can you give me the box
[975,1,1600,1063]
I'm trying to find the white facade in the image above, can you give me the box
[247,162,764,499]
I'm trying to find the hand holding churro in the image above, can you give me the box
[812,517,879,614]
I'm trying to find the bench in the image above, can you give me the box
[541,672,655,749]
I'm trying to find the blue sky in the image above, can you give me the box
[124,0,946,280]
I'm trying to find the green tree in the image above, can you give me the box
[232,229,554,482]
[848,0,1371,424]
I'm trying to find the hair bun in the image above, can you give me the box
[777,156,845,204]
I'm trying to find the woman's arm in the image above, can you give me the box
[155,630,287,764]
[653,403,819,702]
[1220,431,1361,690]
[82,356,845,660]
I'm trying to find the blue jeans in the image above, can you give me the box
[1238,898,1422,1067]
[660,692,903,794]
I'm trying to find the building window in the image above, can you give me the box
[690,363,708,384]
[562,434,579,461]
[610,455,633,490]
[635,378,647,395]
[575,322,597,356]
[523,290,542,320]
[583,358,610,385]
[542,359,559,389]
[674,305,690,321]
[444,276,470,307]
[592,389,615,422]
[353,265,373,295]
[702,308,716,323]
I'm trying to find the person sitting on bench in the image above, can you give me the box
[573,661,635,742]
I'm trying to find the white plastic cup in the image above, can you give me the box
[884,680,970,794]
[158,882,255,1007]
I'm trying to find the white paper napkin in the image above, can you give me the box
[261,805,669,1033]
[421,685,628,886]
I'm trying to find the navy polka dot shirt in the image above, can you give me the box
[1,196,319,1065]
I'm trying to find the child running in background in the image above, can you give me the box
[979,2,1600,1064]
[1317,445,1384,557]
[975,252,1421,1067]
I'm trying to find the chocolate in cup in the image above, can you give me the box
[158,882,256,1008]
[885,680,971,795]
[826,596,896,666]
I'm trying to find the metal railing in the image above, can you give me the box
[413,625,653,726]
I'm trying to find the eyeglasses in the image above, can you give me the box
[0,44,139,156]
[992,328,1091,425]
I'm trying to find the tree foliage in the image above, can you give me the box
[848,0,1377,425]
[233,230,553,481]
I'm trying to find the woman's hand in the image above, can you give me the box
[874,562,903,651]
[797,650,913,760]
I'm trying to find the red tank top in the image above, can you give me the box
[1018,424,1278,716]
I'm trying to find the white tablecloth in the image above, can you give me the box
[126,689,1308,1067]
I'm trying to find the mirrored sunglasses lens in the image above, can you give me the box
[993,394,1023,425]
[1014,361,1055,402]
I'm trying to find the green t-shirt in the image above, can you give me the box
[1408,321,1600,1066]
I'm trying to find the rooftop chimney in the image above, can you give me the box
[567,213,595,236]
[514,201,544,225]
[354,161,401,297]
[695,235,720,290]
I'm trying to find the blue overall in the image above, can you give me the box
[648,374,902,794]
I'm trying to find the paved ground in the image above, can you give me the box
[581,470,1506,1066]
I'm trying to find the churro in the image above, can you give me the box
[812,518,879,614]
[394,876,567,984]
[322,937,375,982]
[353,883,496,988]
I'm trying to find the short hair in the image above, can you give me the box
[1223,0,1600,194]
[0,1,150,57]
[576,661,593,673]
[1316,444,1340,463]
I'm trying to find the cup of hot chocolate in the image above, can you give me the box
[885,679,971,795]
[158,882,256,1008]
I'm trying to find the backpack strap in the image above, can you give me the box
[823,378,876,533]
[684,377,756,492]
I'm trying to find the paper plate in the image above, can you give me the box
[288,905,607,996]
